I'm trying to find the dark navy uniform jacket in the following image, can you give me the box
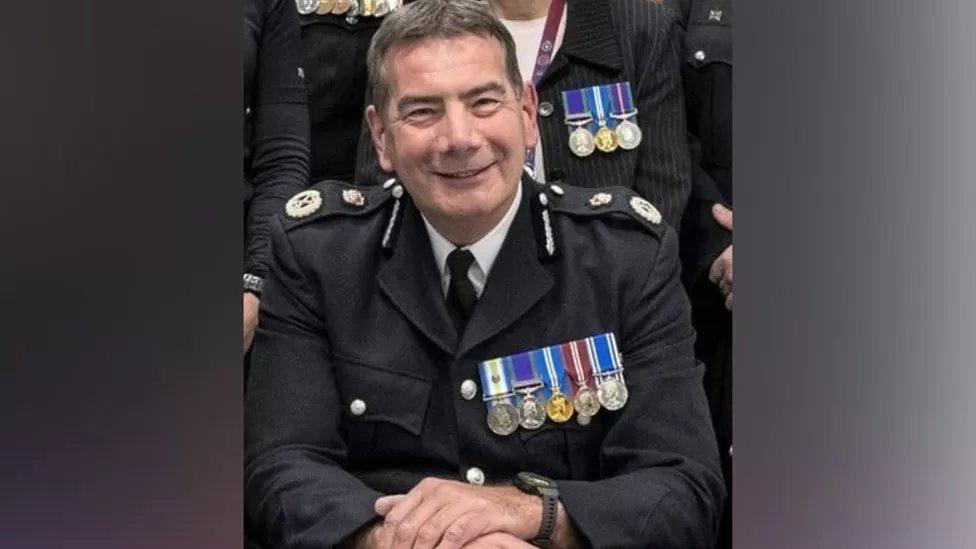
[244,176,725,548]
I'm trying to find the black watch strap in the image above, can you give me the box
[243,273,264,295]
[532,488,558,547]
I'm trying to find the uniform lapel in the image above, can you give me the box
[457,181,553,358]
[377,197,457,356]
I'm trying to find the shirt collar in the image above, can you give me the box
[422,184,522,289]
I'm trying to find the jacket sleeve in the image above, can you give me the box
[245,0,311,280]
[245,216,381,547]
[626,5,693,227]
[679,132,732,290]
[558,227,725,549]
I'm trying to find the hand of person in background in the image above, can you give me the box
[709,203,733,311]
[244,292,260,354]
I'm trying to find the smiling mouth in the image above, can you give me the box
[435,163,492,180]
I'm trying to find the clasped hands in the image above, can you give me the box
[351,477,570,549]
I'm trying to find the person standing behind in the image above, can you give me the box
[670,0,733,547]
[244,0,311,356]
[296,0,410,183]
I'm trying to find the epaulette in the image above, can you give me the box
[543,181,666,239]
[280,179,400,232]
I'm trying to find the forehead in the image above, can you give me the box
[385,33,510,98]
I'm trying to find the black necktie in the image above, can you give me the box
[446,248,477,333]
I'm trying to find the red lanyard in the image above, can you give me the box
[529,0,566,86]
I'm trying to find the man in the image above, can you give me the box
[245,1,723,547]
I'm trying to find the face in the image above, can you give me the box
[366,34,538,239]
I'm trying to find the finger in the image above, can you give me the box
[712,203,733,230]
[391,497,449,549]
[433,510,491,549]
[725,292,733,311]
[375,494,406,516]
[380,488,428,549]
[709,256,724,285]
[719,279,732,297]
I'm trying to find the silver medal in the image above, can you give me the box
[615,119,642,150]
[568,126,595,157]
[518,394,547,430]
[597,377,629,411]
[573,386,601,417]
[295,0,319,15]
[487,401,520,436]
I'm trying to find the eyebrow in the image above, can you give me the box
[395,81,508,112]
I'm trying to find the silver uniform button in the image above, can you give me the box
[729,445,733,457]
[460,379,478,400]
[694,50,706,62]
[350,399,366,416]
[465,467,485,485]
[538,101,554,117]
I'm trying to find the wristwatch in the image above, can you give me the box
[514,472,559,547]
[243,273,264,296]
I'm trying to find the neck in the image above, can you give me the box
[490,0,551,20]
[425,188,519,247]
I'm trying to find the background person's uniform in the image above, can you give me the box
[244,0,310,295]
[356,0,693,227]
[670,0,733,546]
[297,1,413,183]
[245,177,725,548]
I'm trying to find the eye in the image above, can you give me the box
[403,107,439,124]
[472,97,502,115]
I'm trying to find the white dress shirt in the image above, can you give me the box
[422,185,523,298]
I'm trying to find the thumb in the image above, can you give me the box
[374,494,406,516]
[712,203,733,231]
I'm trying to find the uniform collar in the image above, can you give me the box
[422,184,523,296]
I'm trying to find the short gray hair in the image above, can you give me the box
[366,0,524,116]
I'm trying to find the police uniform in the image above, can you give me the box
[670,0,733,547]
[244,176,725,548]
[297,0,413,183]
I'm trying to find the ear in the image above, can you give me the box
[365,104,395,173]
[519,82,540,150]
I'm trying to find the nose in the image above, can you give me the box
[436,103,483,153]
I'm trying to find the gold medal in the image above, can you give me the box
[545,392,574,423]
[331,0,351,14]
[315,0,334,14]
[361,0,376,16]
[594,125,618,153]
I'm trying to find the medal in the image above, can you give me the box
[597,378,629,411]
[609,82,642,150]
[361,0,376,16]
[295,0,319,15]
[331,0,351,14]
[316,0,334,15]
[478,358,521,436]
[487,400,520,436]
[587,86,618,153]
[373,0,390,16]
[511,354,547,429]
[561,89,595,158]
[577,413,592,426]
[519,394,547,430]
[535,348,574,423]
[586,333,629,410]
[569,125,595,157]
[563,340,601,417]
[614,119,642,150]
